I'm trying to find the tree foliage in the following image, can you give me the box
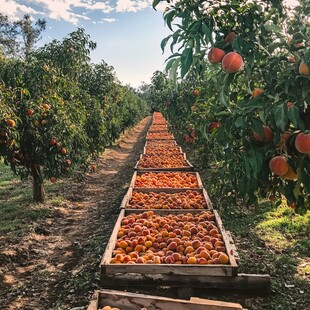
[0,28,149,202]
[152,0,310,213]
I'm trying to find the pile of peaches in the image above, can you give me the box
[144,146,182,156]
[146,140,176,148]
[137,154,190,169]
[146,132,174,140]
[134,172,200,188]
[149,125,168,132]
[127,190,208,210]
[111,210,229,265]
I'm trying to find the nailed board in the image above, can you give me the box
[129,171,204,190]
[88,289,246,310]
[100,209,238,278]
[120,187,213,210]
[135,154,194,172]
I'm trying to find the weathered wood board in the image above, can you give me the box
[88,289,246,310]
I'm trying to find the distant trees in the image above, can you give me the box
[0,13,46,58]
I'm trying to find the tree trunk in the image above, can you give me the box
[31,163,46,202]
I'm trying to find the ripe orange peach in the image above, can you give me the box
[252,88,263,97]
[299,61,309,75]
[222,52,243,73]
[187,257,197,264]
[225,32,236,43]
[295,132,310,154]
[253,125,273,142]
[208,47,225,64]
[269,156,289,176]
[218,253,230,264]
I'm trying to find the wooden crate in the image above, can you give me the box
[146,132,175,140]
[88,289,246,310]
[119,187,213,210]
[145,140,178,148]
[100,209,238,279]
[135,154,194,172]
[149,125,169,133]
[130,171,203,190]
[143,146,183,155]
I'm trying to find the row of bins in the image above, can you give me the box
[88,112,244,310]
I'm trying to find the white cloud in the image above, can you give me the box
[116,0,151,13]
[101,18,117,23]
[1,0,161,25]
[1,0,43,20]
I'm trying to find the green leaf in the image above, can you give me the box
[180,48,193,78]
[234,116,244,128]
[165,58,176,72]
[161,35,172,53]
[201,23,212,43]
[287,106,300,128]
[152,0,161,10]
[164,10,176,31]
[169,57,180,84]
[273,104,288,131]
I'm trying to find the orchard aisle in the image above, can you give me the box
[0,116,152,310]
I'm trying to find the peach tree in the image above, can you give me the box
[153,0,310,212]
[0,29,149,202]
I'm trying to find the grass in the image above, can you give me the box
[0,162,63,235]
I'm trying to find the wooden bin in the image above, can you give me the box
[143,146,183,155]
[145,140,178,148]
[146,132,175,140]
[100,208,238,283]
[119,187,213,210]
[134,154,194,172]
[129,171,203,191]
[148,125,169,133]
[87,289,246,310]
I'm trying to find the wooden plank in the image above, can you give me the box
[94,289,244,310]
[100,273,271,291]
[203,188,213,209]
[100,209,125,274]
[87,291,99,310]
[105,263,235,276]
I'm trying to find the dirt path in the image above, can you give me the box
[0,116,152,310]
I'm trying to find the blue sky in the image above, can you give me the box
[1,0,299,88]
[1,0,172,88]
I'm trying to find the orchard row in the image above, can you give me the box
[108,112,232,266]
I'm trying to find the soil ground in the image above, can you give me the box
[0,116,152,310]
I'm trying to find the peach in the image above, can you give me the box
[225,32,236,43]
[172,252,182,261]
[295,132,310,154]
[218,253,230,264]
[136,257,146,264]
[269,156,289,176]
[208,47,225,64]
[167,241,178,251]
[164,256,175,264]
[196,257,208,264]
[252,88,263,97]
[222,52,243,73]
[115,254,124,263]
[254,125,273,142]
[187,257,197,264]
[299,61,309,75]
